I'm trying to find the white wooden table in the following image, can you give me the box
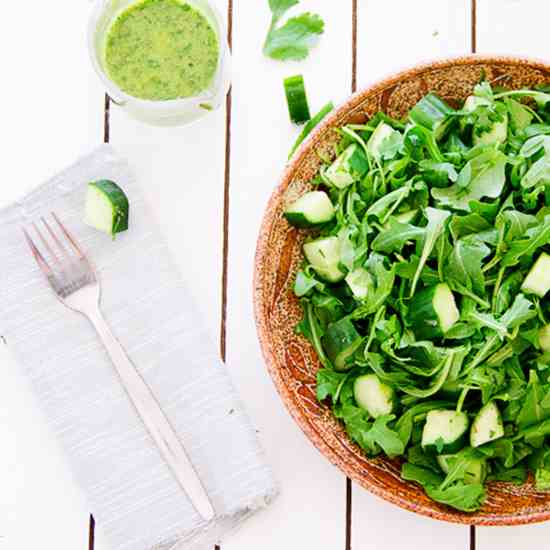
[3,1,550,549]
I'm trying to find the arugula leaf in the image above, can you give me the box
[446,236,490,297]
[316,368,348,402]
[501,215,550,267]
[516,371,550,429]
[449,213,491,241]
[431,150,507,211]
[371,220,424,254]
[410,207,450,296]
[362,415,405,458]
[401,463,486,512]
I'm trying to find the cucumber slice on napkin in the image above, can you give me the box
[85,180,129,237]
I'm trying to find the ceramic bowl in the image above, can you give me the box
[254,55,550,525]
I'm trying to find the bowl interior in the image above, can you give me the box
[254,56,550,525]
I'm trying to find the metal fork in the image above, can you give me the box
[24,213,215,522]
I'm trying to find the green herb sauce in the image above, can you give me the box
[105,0,219,101]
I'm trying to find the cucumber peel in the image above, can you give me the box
[85,180,129,237]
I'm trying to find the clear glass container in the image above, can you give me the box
[88,0,231,127]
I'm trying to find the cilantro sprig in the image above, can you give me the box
[263,0,324,61]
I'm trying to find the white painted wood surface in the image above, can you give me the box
[2,1,550,549]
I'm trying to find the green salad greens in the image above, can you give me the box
[286,80,550,512]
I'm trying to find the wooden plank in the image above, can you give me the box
[223,1,353,549]
[0,2,104,549]
[475,1,550,546]
[352,2,472,549]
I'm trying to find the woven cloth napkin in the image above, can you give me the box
[0,145,277,550]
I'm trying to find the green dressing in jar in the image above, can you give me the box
[104,0,219,101]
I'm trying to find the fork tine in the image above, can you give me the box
[23,228,53,278]
[51,212,86,259]
[41,216,71,259]
[33,222,61,266]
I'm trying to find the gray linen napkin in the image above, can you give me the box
[0,145,277,550]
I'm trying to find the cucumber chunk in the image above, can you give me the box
[85,180,129,237]
[408,283,460,340]
[422,410,469,454]
[354,374,396,418]
[409,93,454,141]
[521,253,550,298]
[539,324,550,352]
[473,115,508,146]
[283,74,310,124]
[322,318,363,371]
[303,236,345,282]
[470,401,504,448]
[284,191,335,228]
[325,144,369,189]
[367,121,398,159]
[437,453,487,484]
[345,267,372,300]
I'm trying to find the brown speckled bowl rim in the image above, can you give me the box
[254,55,550,526]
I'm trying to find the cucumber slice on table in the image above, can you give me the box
[303,236,345,282]
[325,144,369,189]
[539,324,550,353]
[85,180,129,237]
[284,191,335,228]
[283,75,311,124]
[521,253,550,297]
[322,317,363,371]
[421,410,469,454]
[409,93,454,141]
[437,454,487,484]
[470,401,504,448]
[408,283,459,340]
[354,374,396,418]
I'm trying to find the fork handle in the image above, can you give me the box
[87,307,215,522]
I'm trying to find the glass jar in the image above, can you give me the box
[88,0,231,127]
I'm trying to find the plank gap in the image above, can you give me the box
[88,515,95,550]
[470,0,477,53]
[469,2,476,547]
[104,94,111,144]
[220,0,234,363]
[345,478,352,550]
[346,2,358,549]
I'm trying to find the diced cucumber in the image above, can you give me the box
[366,121,398,160]
[409,93,454,141]
[470,401,504,448]
[345,267,372,300]
[322,317,363,371]
[85,180,129,237]
[325,144,369,189]
[354,374,396,418]
[284,191,335,228]
[422,410,469,454]
[303,236,345,282]
[283,74,310,124]
[474,114,508,146]
[437,453,487,484]
[539,324,550,353]
[521,253,550,297]
[408,283,460,340]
